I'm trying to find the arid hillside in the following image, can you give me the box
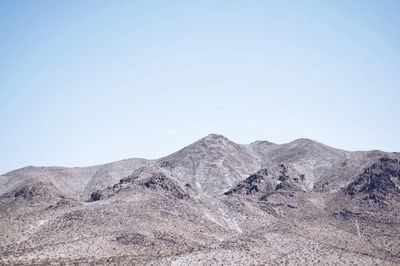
[1,134,399,265]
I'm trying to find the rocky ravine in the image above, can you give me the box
[1,134,399,265]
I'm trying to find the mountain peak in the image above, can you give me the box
[287,138,329,149]
[203,133,230,141]
[290,138,319,144]
[195,133,237,147]
[250,140,276,146]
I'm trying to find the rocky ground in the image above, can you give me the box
[1,134,399,265]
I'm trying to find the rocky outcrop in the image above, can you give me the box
[88,170,189,202]
[0,181,63,203]
[14,186,38,200]
[88,191,103,202]
[224,164,306,199]
[344,157,400,203]
[139,172,189,199]
[224,169,269,196]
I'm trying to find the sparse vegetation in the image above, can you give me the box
[1,135,399,265]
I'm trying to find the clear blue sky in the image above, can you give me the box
[1,0,399,174]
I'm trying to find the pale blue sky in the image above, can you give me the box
[1,0,399,174]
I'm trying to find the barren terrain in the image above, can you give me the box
[1,134,399,265]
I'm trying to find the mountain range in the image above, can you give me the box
[1,134,399,265]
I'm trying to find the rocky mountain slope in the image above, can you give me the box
[1,134,399,265]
